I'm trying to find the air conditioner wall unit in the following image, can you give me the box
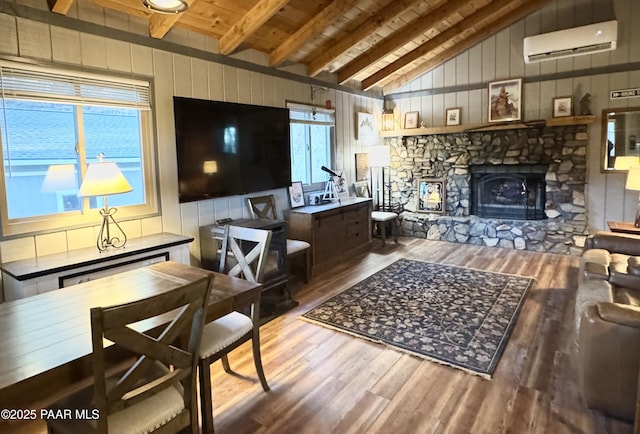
[523,20,617,63]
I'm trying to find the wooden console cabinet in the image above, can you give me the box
[1,233,193,301]
[288,198,372,274]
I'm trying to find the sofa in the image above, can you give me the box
[577,231,640,422]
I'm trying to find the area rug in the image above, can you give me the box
[300,258,534,378]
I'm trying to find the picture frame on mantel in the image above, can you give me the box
[404,111,419,129]
[552,96,572,117]
[417,178,446,214]
[446,108,461,126]
[488,78,522,123]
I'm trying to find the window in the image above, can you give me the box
[0,60,157,237]
[287,102,335,189]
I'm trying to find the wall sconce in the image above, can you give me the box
[78,158,133,251]
[382,111,395,131]
[142,0,188,14]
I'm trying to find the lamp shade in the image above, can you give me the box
[78,162,132,197]
[626,166,640,191]
[614,156,640,171]
[369,145,391,167]
[41,164,77,192]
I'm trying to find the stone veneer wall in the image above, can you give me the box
[383,125,589,255]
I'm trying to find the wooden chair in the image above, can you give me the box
[46,275,213,434]
[247,194,311,283]
[354,181,399,247]
[198,225,271,434]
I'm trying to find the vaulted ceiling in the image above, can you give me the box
[47,0,551,94]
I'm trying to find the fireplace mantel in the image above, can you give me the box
[379,115,595,138]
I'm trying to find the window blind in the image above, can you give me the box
[0,61,150,109]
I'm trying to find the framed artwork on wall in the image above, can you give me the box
[355,153,369,181]
[288,181,305,208]
[357,112,375,145]
[417,178,445,214]
[445,108,461,126]
[488,78,522,123]
[404,111,419,129]
[552,96,572,117]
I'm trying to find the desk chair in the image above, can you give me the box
[46,275,212,434]
[354,181,399,247]
[247,194,311,282]
[198,225,271,434]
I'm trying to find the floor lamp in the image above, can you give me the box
[368,145,391,211]
[625,166,640,227]
[78,160,133,251]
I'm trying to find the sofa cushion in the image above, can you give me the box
[580,249,611,280]
[629,256,640,276]
[609,254,640,290]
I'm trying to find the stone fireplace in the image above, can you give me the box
[470,164,547,220]
[383,125,589,254]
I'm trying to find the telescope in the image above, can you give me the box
[320,166,340,177]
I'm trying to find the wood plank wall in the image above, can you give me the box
[386,0,640,232]
[0,0,382,265]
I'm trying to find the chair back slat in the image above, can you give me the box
[247,195,278,220]
[90,275,212,433]
[223,225,272,283]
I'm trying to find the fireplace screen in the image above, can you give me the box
[470,165,547,220]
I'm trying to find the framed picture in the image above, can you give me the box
[355,153,369,181]
[404,111,419,129]
[357,112,375,145]
[417,178,446,214]
[333,174,349,200]
[445,107,461,126]
[488,78,522,123]
[552,96,572,117]
[353,181,371,198]
[288,181,305,208]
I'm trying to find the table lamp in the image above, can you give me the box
[625,166,640,227]
[78,159,133,251]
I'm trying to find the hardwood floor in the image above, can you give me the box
[4,238,633,433]
[208,238,633,434]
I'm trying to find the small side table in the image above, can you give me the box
[607,221,640,235]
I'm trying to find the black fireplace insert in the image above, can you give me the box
[470,164,547,220]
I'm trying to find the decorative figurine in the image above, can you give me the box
[580,93,592,116]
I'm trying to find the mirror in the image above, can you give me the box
[602,107,640,172]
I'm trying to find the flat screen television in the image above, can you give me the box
[173,97,291,203]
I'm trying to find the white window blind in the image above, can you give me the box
[0,61,150,109]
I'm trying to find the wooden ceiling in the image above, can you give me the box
[48,0,551,94]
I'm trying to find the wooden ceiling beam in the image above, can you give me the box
[361,0,516,91]
[336,0,471,85]
[219,0,290,55]
[380,0,552,93]
[149,0,197,39]
[306,0,425,77]
[269,0,360,67]
[47,0,74,14]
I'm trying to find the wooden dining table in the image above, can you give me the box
[0,260,261,415]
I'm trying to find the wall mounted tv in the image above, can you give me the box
[173,97,291,203]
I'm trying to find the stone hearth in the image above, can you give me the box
[383,125,589,254]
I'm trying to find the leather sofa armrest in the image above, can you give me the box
[580,303,640,421]
[596,302,640,328]
[585,231,640,256]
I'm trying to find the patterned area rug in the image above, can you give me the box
[300,259,534,378]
